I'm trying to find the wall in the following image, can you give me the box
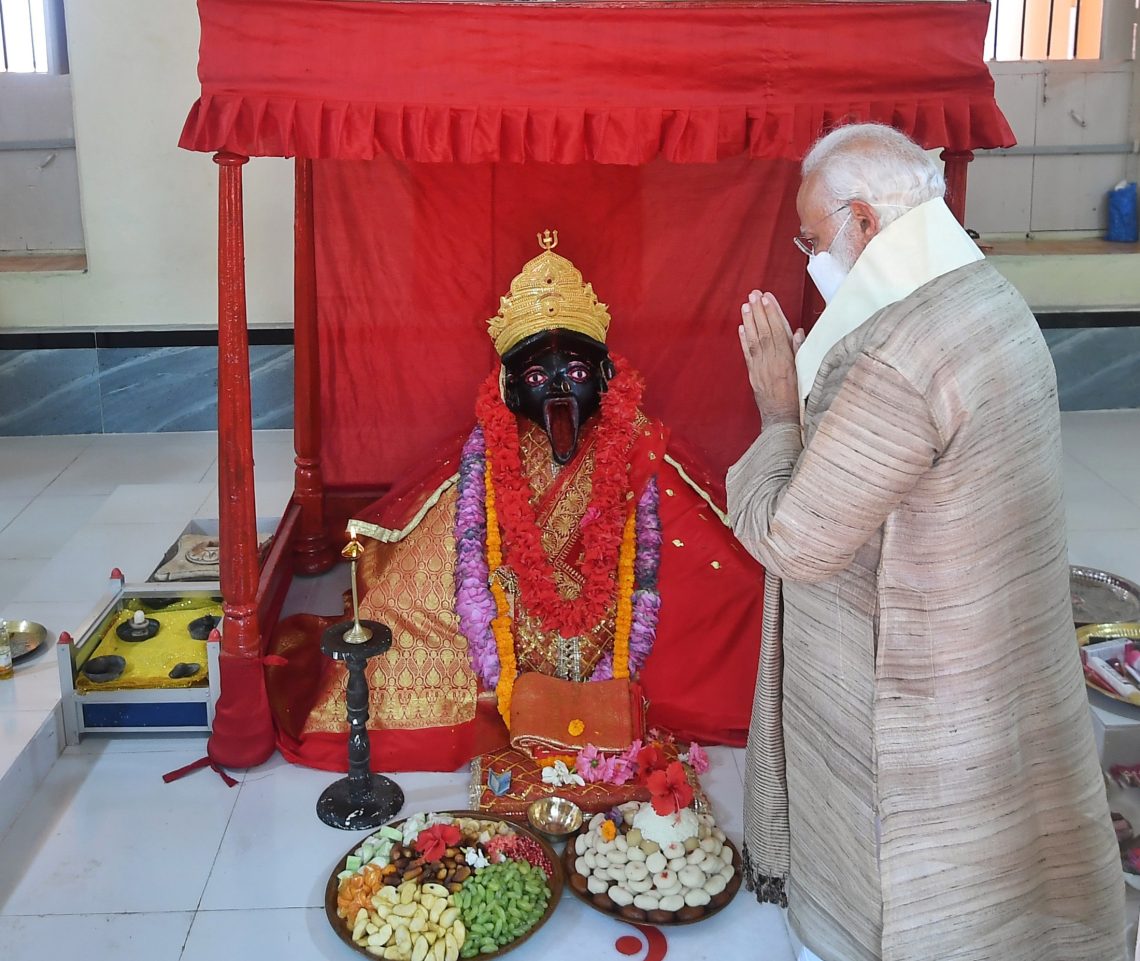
[0,0,294,332]
[0,0,1136,433]
[0,72,83,251]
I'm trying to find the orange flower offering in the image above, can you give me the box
[567,718,586,737]
[599,818,617,842]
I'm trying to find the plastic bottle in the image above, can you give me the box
[0,621,12,680]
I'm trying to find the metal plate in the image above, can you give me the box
[1071,566,1140,627]
[4,620,48,662]
[325,811,563,960]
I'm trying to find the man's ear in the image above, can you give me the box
[848,199,881,243]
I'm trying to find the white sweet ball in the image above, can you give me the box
[645,852,668,874]
[574,856,590,876]
[608,886,634,907]
[625,861,649,882]
[684,888,712,908]
[587,876,609,895]
[574,835,589,857]
[703,874,728,896]
[633,893,660,911]
[678,866,705,889]
[659,894,685,912]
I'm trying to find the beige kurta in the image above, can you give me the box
[727,260,1124,961]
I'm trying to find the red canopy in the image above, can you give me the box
[181,0,1013,164]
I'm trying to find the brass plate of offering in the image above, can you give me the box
[325,811,563,960]
[561,809,743,926]
[1072,567,1140,627]
[1078,622,1140,707]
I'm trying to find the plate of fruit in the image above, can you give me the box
[562,798,742,925]
[325,811,563,960]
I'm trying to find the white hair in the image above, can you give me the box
[802,123,945,230]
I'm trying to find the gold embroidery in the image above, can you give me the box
[711,561,722,570]
[305,489,477,734]
[672,539,684,548]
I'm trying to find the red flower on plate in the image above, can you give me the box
[647,761,694,816]
[636,743,667,782]
[415,823,462,862]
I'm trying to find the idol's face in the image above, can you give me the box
[502,331,615,465]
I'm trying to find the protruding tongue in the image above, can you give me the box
[543,398,580,465]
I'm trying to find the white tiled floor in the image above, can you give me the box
[0,414,1137,961]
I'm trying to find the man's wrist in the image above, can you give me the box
[761,408,799,427]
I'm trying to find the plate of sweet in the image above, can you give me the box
[562,799,741,925]
[325,810,563,960]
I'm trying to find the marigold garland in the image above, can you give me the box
[612,506,637,680]
[485,458,516,726]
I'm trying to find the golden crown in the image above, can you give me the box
[488,230,611,356]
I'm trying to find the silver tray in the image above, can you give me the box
[1071,567,1140,627]
[4,620,47,662]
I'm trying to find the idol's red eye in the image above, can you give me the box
[567,363,591,383]
[523,368,548,387]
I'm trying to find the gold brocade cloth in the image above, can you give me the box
[303,489,478,733]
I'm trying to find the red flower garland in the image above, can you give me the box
[476,356,643,638]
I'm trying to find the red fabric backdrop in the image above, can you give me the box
[312,156,801,491]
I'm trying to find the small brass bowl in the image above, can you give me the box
[527,796,583,845]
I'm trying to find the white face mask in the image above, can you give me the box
[805,213,852,304]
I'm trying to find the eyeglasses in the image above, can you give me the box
[793,205,849,257]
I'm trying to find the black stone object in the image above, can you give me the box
[316,619,405,831]
[169,661,201,679]
[116,617,160,642]
[83,654,127,684]
[188,614,221,640]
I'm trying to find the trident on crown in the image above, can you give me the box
[537,228,558,251]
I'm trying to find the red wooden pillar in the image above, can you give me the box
[209,151,275,768]
[292,158,336,574]
[941,149,974,226]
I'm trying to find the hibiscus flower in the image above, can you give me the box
[636,742,667,782]
[415,823,462,862]
[647,761,694,816]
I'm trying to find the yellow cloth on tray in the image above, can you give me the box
[76,602,222,692]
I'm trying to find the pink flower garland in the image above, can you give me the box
[454,427,498,687]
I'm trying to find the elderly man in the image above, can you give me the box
[727,123,1124,961]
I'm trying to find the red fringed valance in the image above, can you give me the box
[180,0,1014,164]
